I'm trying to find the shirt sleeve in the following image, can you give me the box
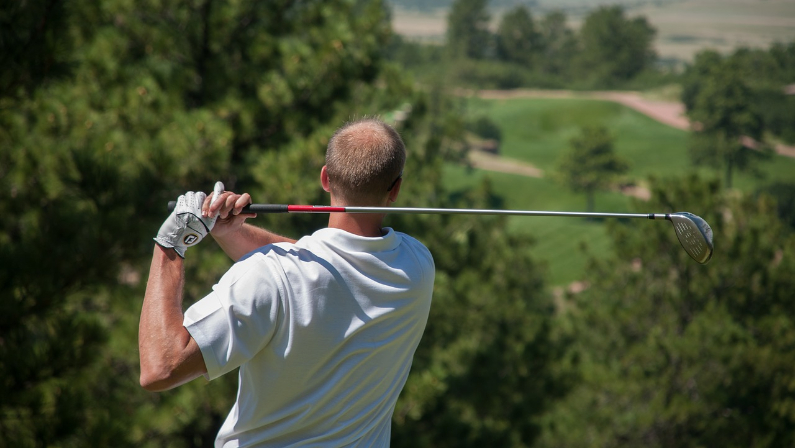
[184,254,284,380]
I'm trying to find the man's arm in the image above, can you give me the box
[203,191,296,261]
[139,245,207,391]
[213,222,295,261]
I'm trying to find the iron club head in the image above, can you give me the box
[667,212,714,264]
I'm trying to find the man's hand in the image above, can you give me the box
[154,190,218,258]
[202,186,257,239]
[201,185,295,261]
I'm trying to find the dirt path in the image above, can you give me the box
[468,88,795,158]
[468,150,544,178]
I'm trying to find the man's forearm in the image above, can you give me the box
[213,223,296,261]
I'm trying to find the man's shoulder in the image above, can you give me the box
[394,231,435,276]
[396,231,432,254]
[236,244,301,272]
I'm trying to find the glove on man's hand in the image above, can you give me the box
[154,191,218,258]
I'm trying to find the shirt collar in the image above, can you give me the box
[312,227,401,253]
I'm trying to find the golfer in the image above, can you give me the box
[139,118,435,447]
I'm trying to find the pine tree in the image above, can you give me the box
[446,0,491,60]
[557,126,629,213]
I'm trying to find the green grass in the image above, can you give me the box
[444,164,633,286]
[447,97,795,286]
[464,97,693,178]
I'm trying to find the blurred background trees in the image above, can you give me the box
[557,126,629,213]
[682,50,769,189]
[2,0,795,447]
[495,6,541,67]
[446,0,491,60]
[392,1,665,89]
[1,0,557,446]
[574,5,657,87]
[538,176,795,448]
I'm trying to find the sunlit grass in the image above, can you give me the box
[446,97,795,286]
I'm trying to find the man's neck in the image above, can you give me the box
[327,212,386,237]
[326,196,389,237]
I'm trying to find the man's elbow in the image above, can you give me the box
[139,362,182,392]
[139,336,206,391]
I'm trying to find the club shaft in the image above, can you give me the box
[167,201,668,220]
[294,206,666,220]
[308,206,660,219]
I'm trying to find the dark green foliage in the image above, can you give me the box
[391,183,565,448]
[0,0,410,445]
[769,41,795,81]
[0,1,563,446]
[539,176,795,448]
[390,5,663,90]
[683,52,770,188]
[467,116,502,142]
[725,44,795,145]
[757,182,795,231]
[684,44,795,149]
[681,50,723,111]
[448,59,564,89]
[536,10,578,80]
[446,0,491,59]
[0,0,74,97]
[753,88,795,144]
[496,6,541,66]
[575,6,656,87]
[6,0,793,446]
[385,34,447,70]
[557,126,629,212]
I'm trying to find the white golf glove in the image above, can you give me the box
[154,190,218,258]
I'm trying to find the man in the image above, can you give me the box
[139,118,435,447]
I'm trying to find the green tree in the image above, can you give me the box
[446,0,491,59]
[0,0,74,99]
[557,127,629,212]
[538,176,795,448]
[684,54,770,189]
[726,43,795,144]
[496,6,540,66]
[1,2,571,447]
[681,50,723,112]
[757,182,795,231]
[391,179,566,448]
[575,6,656,86]
[0,0,409,445]
[769,41,795,81]
[536,10,578,78]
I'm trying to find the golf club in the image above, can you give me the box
[167,202,714,264]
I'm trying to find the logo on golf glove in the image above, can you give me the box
[154,191,218,258]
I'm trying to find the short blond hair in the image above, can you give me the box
[325,118,406,205]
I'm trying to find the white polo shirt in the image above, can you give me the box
[184,227,434,447]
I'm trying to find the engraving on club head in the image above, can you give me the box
[675,222,704,260]
[668,213,714,264]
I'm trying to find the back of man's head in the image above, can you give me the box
[325,118,406,206]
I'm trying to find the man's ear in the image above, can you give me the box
[387,178,402,203]
[321,165,331,192]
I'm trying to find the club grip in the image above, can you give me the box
[166,201,288,213]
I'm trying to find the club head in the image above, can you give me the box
[667,212,714,264]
